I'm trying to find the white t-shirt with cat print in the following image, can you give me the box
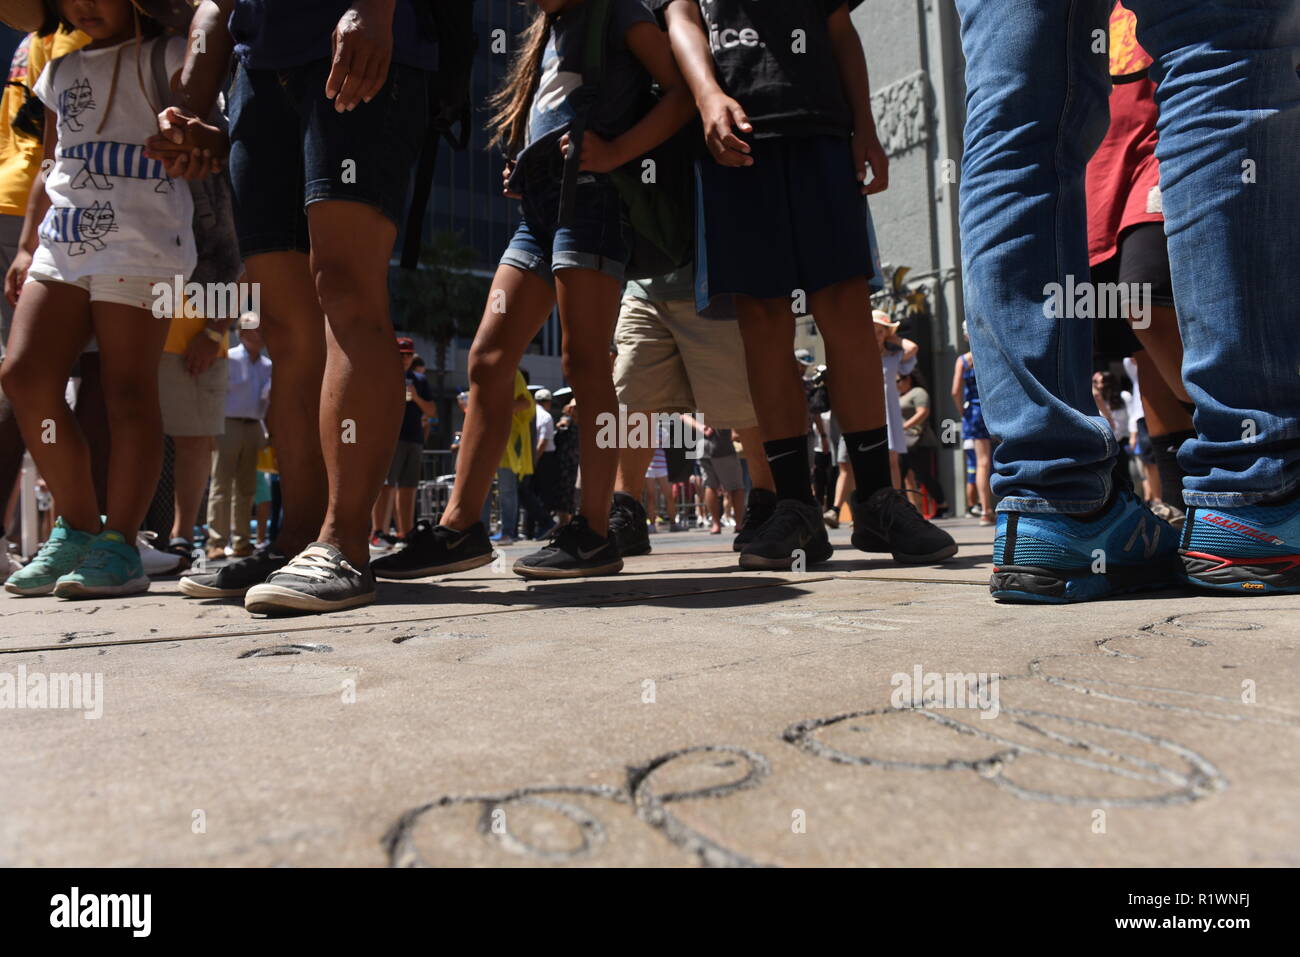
[32,36,195,284]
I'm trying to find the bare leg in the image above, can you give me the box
[306,201,404,566]
[809,278,885,433]
[555,267,622,537]
[440,264,554,531]
[0,281,98,533]
[614,442,655,500]
[371,485,395,537]
[394,485,416,537]
[734,426,773,492]
[975,437,995,525]
[170,434,212,542]
[90,301,169,539]
[245,251,327,557]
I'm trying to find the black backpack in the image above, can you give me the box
[400,0,479,269]
[558,0,696,281]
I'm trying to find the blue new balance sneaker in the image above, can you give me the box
[1180,497,1300,594]
[990,489,1181,604]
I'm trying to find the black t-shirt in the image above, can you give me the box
[514,0,657,171]
[683,0,853,140]
[400,370,434,444]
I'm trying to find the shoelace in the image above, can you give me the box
[29,535,73,571]
[874,491,926,536]
[763,505,812,541]
[280,549,358,581]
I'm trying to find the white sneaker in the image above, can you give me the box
[137,531,182,576]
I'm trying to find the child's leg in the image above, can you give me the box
[975,438,996,523]
[90,301,168,539]
[735,295,817,503]
[810,278,891,498]
[555,267,622,537]
[441,264,555,530]
[73,353,110,512]
[372,485,395,536]
[614,443,655,500]
[0,281,97,532]
[170,435,212,542]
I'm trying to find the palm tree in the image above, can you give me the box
[390,231,489,446]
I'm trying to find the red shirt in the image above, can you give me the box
[1086,3,1163,266]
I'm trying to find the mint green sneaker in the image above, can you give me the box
[53,529,150,599]
[4,517,96,596]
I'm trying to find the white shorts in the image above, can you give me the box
[26,267,164,311]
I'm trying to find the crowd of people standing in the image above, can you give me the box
[0,0,1296,616]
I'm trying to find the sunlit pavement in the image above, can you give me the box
[3,518,1298,866]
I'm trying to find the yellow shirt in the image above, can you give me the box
[0,29,91,218]
[501,370,535,476]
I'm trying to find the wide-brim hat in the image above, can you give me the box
[872,309,900,331]
[0,0,197,32]
[0,0,45,32]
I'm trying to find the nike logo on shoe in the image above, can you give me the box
[577,544,608,560]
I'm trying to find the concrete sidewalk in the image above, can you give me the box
[2,518,1297,866]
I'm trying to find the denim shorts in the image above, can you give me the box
[501,146,633,285]
[227,58,430,257]
[694,135,883,317]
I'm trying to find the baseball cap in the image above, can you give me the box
[872,310,900,331]
[535,389,552,402]
[396,336,415,354]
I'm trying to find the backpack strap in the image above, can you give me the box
[148,35,173,112]
[557,0,612,229]
[400,0,478,269]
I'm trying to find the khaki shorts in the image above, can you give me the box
[159,352,227,437]
[613,296,757,430]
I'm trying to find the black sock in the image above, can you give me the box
[844,426,892,498]
[1150,429,1195,507]
[763,435,815,504]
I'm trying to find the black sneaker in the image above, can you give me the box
[513,516,623,579]
[244,543,375,615]
[178,547,289,598]
[608,491,651,557]
[166,537,194,572]
[733,487,778,552]
[371,520,494,580]
[851,486,959,564]
[738,499,833,570]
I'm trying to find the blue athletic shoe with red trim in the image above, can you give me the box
[990,488,1181,604]
[1180,497,1300,594]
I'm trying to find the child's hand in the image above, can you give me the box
[854,120,889,195]
[558,130,622,174]
[501,160,521,199]
[146,108,230,180]
[4,248,32,306]
[699,92,752,167]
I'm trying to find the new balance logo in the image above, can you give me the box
[1123,516,1163,558]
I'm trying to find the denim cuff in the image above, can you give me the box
[995,492,1111,515]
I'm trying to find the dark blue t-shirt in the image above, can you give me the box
[400,370,434,443]
[231,0,436,71]
[514,0,656,171]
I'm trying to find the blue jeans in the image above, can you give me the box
[956,0,1300,512]
[481,467,519,537]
